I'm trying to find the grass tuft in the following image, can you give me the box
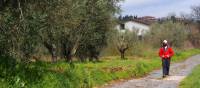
[180,65,200,88]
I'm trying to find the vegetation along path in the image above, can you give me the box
[104,55,200,88]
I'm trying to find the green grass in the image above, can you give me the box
[179,65,200,88]
[0,49,200,88]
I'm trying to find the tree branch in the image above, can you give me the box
[17,0,24,21]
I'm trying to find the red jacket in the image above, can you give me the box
[159,47,174,59]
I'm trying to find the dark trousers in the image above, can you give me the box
[162,58,171,76]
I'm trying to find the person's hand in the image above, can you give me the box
[166,55,170,58]
[162,55,165,58]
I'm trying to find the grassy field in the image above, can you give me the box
[179,65,200,88]
[0,49,200,88]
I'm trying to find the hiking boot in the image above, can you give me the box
[166,74,170,76]
[162,75,166,78]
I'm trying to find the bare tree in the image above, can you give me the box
[117,36,129,59]
[109,30,137,59]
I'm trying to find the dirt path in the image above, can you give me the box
[104,55,200,88]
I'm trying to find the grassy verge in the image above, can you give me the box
[0,49,200,88]
[179,65,200,88]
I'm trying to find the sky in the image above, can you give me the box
[120,0,200,18]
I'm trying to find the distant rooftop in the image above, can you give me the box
[122,16,157,25]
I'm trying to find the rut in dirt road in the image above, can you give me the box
[104,55,200,88]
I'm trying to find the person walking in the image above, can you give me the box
[159,40,174,78]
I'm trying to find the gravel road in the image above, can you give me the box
[104,55,200,88]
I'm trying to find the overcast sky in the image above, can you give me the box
[120,0,200,18]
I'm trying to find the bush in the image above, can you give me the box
[0,56,43,88]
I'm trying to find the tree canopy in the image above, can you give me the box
[0,0,123,62]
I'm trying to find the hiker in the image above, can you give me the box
[159,40,174,78]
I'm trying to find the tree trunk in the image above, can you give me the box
[89,57,93,62]
[117,43,129,60]
[118,47,128,60]
[64,47,72,63]
[120,50,125,59]
[66,54,72,63]
[62,39,79,63]
[94,55,99,62]
[51,55,57,63]
[43,42,57,63]
[51,44,57,63]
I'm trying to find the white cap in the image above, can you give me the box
[163,40,167,44]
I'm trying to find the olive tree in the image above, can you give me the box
[189,5,200,48]
[108,29,137,59]
[74,0,123,62]
[0,0,42,62]
[148,21,188,48]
